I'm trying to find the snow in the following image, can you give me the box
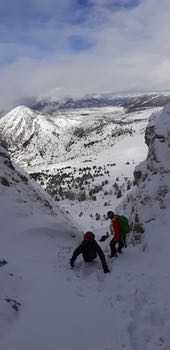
[1,202,170,349]
[0,104,170,349]
[0,105,157,169]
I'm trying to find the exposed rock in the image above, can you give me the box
[119,104,170,242]
[0,176,10,186]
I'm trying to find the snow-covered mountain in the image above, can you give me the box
[0,104,130,168]
[0,104,147,170]
[0,102,170,349]
[0,98,169,236]
[0,103,160,232]
[30,91,170,114]
[0,105,69,167]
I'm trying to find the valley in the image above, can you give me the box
[0,101,161,235]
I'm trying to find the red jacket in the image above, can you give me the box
[110,217,120,241]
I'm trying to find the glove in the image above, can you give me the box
[104,267,110,273]
[99,232,109,242]
[100,235,107,242]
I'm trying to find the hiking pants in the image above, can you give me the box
[110,239,119,257]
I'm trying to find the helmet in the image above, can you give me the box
[107,210,114,219]
[84,231,95,241]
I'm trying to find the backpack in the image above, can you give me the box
[117,215,130,240]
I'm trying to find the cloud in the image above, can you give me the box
[1,0,170,110]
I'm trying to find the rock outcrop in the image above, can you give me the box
[121,104,170,241]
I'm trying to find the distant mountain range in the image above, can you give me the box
[29,92,170,114]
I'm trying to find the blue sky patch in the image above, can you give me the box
[67,35,94,52]
[0,0,142,63]
[107,0,141,11]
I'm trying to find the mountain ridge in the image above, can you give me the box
[29,91,170,115]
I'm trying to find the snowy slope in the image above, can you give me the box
[0,106,71,167]
[0,104,170,349]
[0,142,78,344]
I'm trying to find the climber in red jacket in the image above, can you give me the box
[107,211,121,257]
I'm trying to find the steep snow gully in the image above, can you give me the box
[0,104,170,350]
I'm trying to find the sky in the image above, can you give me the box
[1,0,170,109]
